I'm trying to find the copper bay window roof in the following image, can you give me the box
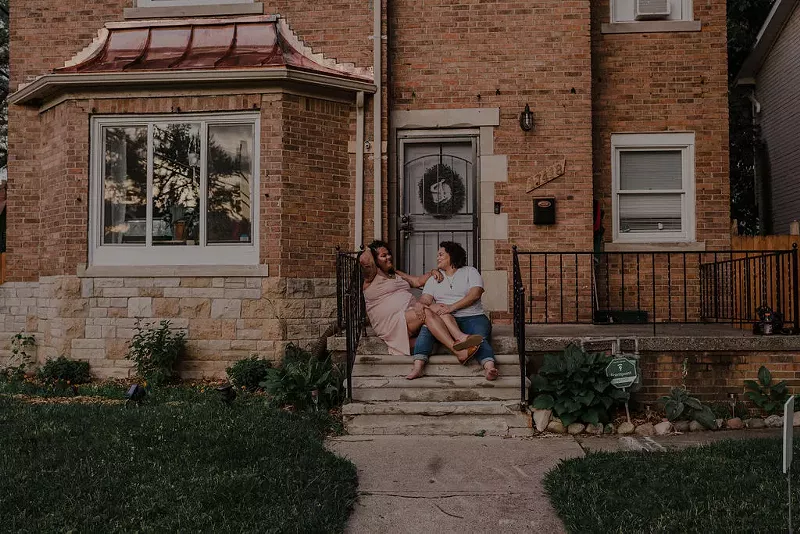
[10,15,374,106]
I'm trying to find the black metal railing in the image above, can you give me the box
[336,247,366,399]
[512,246,527,407]
[511,246,800,334]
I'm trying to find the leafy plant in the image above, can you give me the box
[37,356,91,386]
[660,388,717,429]
[1,332,36,382]
[529,344,629,427]
[226,356,272,391]
[709,400,750,420]
[126,320,186,387]
[259,344,343,411]
[745,365,789,415]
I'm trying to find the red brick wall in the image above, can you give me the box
[591,1,731,250]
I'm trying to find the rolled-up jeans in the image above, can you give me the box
[413,313,495,365]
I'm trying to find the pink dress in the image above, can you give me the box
[363,274,416,355]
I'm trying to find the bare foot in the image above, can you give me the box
[484,363,499,381]
[406,367,424,380]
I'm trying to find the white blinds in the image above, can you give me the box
[619,150,682,190]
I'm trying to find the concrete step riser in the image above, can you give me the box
[352,388,522,402]
[351,364,519,378]
[355,354,521,366]
[342,401,523,416]
[344,414,532,436]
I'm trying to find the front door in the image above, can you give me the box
[398,137,479,274]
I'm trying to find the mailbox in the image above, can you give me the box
[533,197,556,225]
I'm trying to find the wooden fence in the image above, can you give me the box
[729,235,800,329]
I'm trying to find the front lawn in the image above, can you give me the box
[545,437,797,533]
[0,394,357,533]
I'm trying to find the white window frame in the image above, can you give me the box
[137,0,252,6]
[611,132,695,244]
[89,112,260,267]
[610,0,694,23]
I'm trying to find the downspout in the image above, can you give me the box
[355,91,365,248]
[749,92,771,234]
[372,0,382,239]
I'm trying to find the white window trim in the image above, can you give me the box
[89,112,260,267]
[610,0,694,23]
[137,0,252,6]
[611,132,696,244]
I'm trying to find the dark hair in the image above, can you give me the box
[440,241,467,269]
[368,240,392,262]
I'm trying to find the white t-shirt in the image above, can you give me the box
[422,266,485,318]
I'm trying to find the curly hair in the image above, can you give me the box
[367,240,391,261]
[439,241,467,269]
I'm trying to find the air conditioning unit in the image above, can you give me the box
[634,0,671,20]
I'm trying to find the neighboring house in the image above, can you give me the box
[1,0,729,377]
[737,0,800,235]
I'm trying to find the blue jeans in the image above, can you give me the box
[413,314,494,365]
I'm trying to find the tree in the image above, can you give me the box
[727,0,774,235]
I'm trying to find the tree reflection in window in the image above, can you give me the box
[103,126,147,244]
[207,124,253,244]
[152,123,200,246]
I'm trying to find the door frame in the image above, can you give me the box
[395,129,481,272]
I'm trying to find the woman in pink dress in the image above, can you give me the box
[360,241,482,379]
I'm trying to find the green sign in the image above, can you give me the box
[606,357,637,389]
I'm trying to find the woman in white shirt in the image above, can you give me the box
[415,241,498,381]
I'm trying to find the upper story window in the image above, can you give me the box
[611,132,695,244]
[137,0,253,6]
[90,113,260,266]
[611,0,693,23]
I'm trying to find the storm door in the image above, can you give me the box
[398,137,479,274]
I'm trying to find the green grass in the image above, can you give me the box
[545,437,799,533]
[0,395,357,533]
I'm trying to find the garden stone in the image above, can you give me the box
[673,421,690,432]
[794,411,800,427]
[747,418,766,429]
[765,415,783,428]
[567,423,585,435]
[585,423,604,435]
[617,422,635,434]
[689,420,705,432]
[603,423,615,434]
[715,418,724,429]
[654,421,672,435]
[533,409,552,433]
[547,420,565,434]
[727,417,743,429]
[635,423,655,436]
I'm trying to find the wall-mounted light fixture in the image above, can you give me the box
[519,103,534,132]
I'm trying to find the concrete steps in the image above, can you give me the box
[351,375,524,402]
[352,353,520,377]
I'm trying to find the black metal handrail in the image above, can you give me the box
[336,247,366,399]
[512,246,527,407]
[511,246,800,335]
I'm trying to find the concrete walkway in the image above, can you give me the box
[327,435,583,534]
[327,429,784,533]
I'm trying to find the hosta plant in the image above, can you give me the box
[259,344,343,411]
[660,387,717,429]
[745,365,789,415]
[530,344,630,427]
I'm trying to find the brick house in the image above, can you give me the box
[2,0,730,380]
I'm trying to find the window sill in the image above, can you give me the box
[605,242,706,252]
[77,264,269,278]
[124,3,264,19]
[601,20,702,34]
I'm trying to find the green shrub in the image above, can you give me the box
[745,365,790,415]
[660,387,716,429]
[226,356,272,390]
[37,356,91,385]
[259,344,343,411]
[529,344,629,426]
[709,400,750,420]
[126,320,186,386]
[0,332,36,382]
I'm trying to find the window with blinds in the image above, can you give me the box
[612,133,695,243]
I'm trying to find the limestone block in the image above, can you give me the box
[153,298,180,317]
[103,288,141,298]
[180,278,212,288]
[84,326,102,339]
[223,289,262,300]
[124,278,155,288]
[279,300,306,319]
[287,279,315,298]
[212,278,225,288]
[179,298,212,318]
[190,319,236,340]
[152,278,180,288]
[224,278,246,289]
[245,278,262,289]
[94,278,124,288]
[128,297,153,318]
[482,271,508,312]
[262,278,287,298]
[211,299,241,319]
[140,288,165,298]
[313,279,336,298]
[81,279,94,298]
[241,298,278,319]
[231,340,258,351]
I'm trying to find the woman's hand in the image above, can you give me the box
[430,269,444,283]
[430,303,450,315]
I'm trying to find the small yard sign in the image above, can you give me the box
[606,357,637,389]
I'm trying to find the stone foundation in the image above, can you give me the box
[0,276,337,379]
